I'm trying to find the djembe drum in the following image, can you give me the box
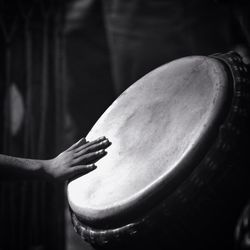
[67,52,250,249]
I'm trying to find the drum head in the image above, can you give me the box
[67,56,229,226]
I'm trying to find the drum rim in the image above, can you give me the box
[71,51,250,247]
[68,55,231,222]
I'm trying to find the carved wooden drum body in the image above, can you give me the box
[67,52,250,249]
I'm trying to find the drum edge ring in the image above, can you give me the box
[71,51,250,248]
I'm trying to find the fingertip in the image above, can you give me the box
[96,149,107,155]
[74,137,85,147]
[80,137,87,144]
[101,151,108,158]
[97,136,106,141]
[88,164,97,170]
[100,139,111,146]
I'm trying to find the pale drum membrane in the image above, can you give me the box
[67,56,228,223]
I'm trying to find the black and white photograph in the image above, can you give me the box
[1,0,250,249]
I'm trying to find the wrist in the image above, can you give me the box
[38,159,53,179]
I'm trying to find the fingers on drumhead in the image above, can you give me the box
[75,139,111,155]
[86,136,109,146]
[75,164,97,175]
[68,164,97,181]
[79,150,107,163]
[77,164,97,172]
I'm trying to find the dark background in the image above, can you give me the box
[0,0,250,249]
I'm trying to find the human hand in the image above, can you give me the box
[42,136,111,181]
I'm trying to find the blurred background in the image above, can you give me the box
[0,0,250,249]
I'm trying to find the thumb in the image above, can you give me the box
[67,137,87,151]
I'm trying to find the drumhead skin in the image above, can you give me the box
[67,56,229,225]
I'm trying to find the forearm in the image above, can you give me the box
[0,136,110,181]
[0,154,49,179]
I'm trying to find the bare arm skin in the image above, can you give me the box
[0,136,111,182]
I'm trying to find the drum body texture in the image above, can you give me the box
[67,52,250,249]
[235,200,250,250]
